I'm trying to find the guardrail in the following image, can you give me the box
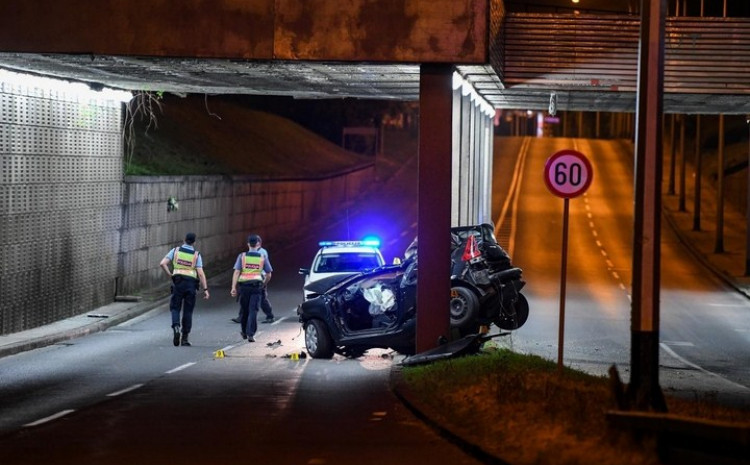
[606,410,750,465]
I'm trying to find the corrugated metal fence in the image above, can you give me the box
[499,14,750,112]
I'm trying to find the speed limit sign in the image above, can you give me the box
[544,148,593,371]
[544,149,593,198]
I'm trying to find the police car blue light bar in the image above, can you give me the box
[361,236,381,247]
[318,238,381,248]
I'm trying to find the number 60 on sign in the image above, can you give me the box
[543,149,593,198]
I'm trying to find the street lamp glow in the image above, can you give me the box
[0,69,132,103]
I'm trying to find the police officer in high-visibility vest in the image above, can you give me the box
[230,234,273,342]
[160,232,209,347]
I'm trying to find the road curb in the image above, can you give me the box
[389,365,511,465]
[0,297,169,359]
[662,208,750,301]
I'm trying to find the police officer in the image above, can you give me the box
[231,235,275,324]
[230,234,272,342]
[159,232,209,347]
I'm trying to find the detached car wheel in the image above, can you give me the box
[449,286,479,330]
[495,293,530,330]
[304,319,335,359]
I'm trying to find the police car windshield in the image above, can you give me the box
[313,253,382,273]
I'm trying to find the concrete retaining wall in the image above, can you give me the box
[117,167,374,296]
[0,77,375,335]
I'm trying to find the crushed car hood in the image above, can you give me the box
[303,272,363,296]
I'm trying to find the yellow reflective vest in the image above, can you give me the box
[238,251,264,283]
[172,247,199,279]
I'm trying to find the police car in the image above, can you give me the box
[299,239,385,301]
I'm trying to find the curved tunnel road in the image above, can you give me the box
[494,137,750,405]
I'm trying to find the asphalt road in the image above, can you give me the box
[494,137,750,405]
[1,136,748,464]
[0,295,483,464]
[1,152,479,464]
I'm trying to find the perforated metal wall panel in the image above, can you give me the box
[0,85,124,334]
[0,78,378,336]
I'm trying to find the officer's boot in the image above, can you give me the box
[181,333,191,346]
[172,325,181,347]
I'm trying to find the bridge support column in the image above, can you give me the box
[416,64,453,353]
[630,0,667,412]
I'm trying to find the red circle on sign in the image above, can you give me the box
[544,149,593,199]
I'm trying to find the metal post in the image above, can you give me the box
[629,0,667,412]
[679,115,686,211]
[596,112,601,138]
[693,115,702,231]
[715,115,725,254]
[668,114,676,195]
[557,198,570,372]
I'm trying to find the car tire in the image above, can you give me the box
[495,293,529,330]
[304,319,335,359]
[449,286,479,330]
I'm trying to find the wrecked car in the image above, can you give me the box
[297,223,528,359]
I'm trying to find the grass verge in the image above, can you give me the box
[398,347,748,465]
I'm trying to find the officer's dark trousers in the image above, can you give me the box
[239,281,263,337]
[170,277,198,334]
[261,287,274,318]
[237,287,273,319]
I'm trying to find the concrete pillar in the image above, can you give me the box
[417,64,453,353]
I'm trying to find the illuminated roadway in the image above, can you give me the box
[0,137,748,463]
[0,154,486,464]
[494,136,750,405]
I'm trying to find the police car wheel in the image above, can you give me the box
[304,319,334,359]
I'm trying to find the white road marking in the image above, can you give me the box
[166,362,195,374]
[659,343,750,392]
[107,384,144,397]
[24,409,75,427]
[662,341,694,347]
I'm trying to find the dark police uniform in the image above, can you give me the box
[233,250,272,341]
[164,243,203,345]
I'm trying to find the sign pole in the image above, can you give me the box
[557,197,570,371]
[543,148,593,373]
